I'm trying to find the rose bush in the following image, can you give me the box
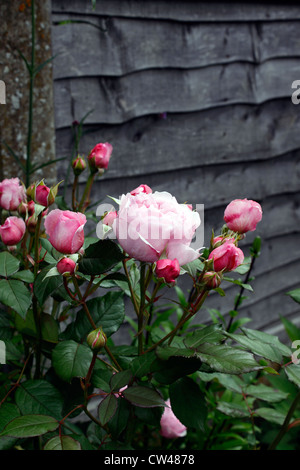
[1,143,300,453]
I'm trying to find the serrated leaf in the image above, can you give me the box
[34,267,64,306]
[225,331,283,363]
[78,239,125,275]
[184,324,224,349]
[15,380,64,419]
[110,369,133,392]
[217,401,249,418]
[0,415,59,438]
[98,394,118,425]
[286,289,300,304]
[52,340,93,382]
[170,377,207,431]
[285,364,300,388]
[254,407,285,425]
[11,270,35,283]
[43,435,81,450]
[0,279,31,318]
[244,384,289,403]
[0,251,20,277]
[123,386,165,408]
[63,291,124,341]
[195,343,262,374]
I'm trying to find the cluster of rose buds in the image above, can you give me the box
[71,142,113,177]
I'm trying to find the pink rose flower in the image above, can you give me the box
[44,209,87,254]
[0,216,26,246]
[88,142,113,171]
[57,257,77,275]
[224,199,262,234]
[130,184,152,196]
[208,242,244,272]
[112,190,200,265]
[0,178,26,211]
[155,258,180,284]
[160,399,187,439]
[213,236,235,248]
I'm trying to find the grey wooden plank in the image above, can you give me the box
[54,99,300,177]
[53,58,299,126]
[51,17,300,79]
[51,1,300,22]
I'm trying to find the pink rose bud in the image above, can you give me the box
[208,242,244,272]
[102,210,118,227]
[202,271,222,289]
[155,258,180,284]
[130,184,152,196]
[57,257,77,276]
[0,178,26,211]
[160,399,187,439]
[88,142,113,172]
[72,155,87,176]
[224,198,262,234]
[44,209,87,254]
[0,216,26,246]
[212,236,235,248]
[27,200,35,216]
[26,214,38,234]
[35,184,50,207]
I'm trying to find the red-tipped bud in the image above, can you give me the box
[155,258,180,285]
[87,327,107,351]
[202,271,223,289]
[72,155,87,176]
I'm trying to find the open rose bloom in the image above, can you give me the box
[112,190,201,266]
[0,177,26,211]
[44,209,87,254]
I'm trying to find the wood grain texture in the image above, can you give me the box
[51,17,300,79]
[53,58,298,126]
[55,100,300,178]
[51,1,300,22]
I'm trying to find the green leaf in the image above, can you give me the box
[11,270,35,283]
[15,380,64,419]
[184,324,224,349]
[244,384,289,403]
[43,435,81,450]
[170,377,207,431]
[285,364,300,388]
[34,267,64,306]
[52,340,93,382]
[110,369,133,392]
[217,401,249,418]
[280,315,300,343]
[123,386,165,408]
[250,236,261,257]
[78,239,125,275]
[155,346,196,361]
[234,256,251,274]
[194,343,262,374]
[0,279,31,318]
[98,394,118,425]
[130,352,156,378]
[15,311,59,343]
[241,328,291,358]
[108,398,131,440]
[63,291,125,341]
[286,289,300,304]
[0,415,59,438]
[224,331,283,363]
[254,407,285,425]
[0,251,20,277]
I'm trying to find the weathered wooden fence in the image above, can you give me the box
[50,1,300,339]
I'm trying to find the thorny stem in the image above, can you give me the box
[71,275,122,371]
[122,256,139,317]
[32,212,43,379]
[72,174,79,210]
[268,389,300,450]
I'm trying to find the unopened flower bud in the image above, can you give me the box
[202,271,223,289]
[0,216,26,246]
[72,155,87,176]
[57,257,77,276]
[87,142,113,173]
[18,201,28,218]
[26,213,38,234]
[155,258,180,285]
[87,327,107,351]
